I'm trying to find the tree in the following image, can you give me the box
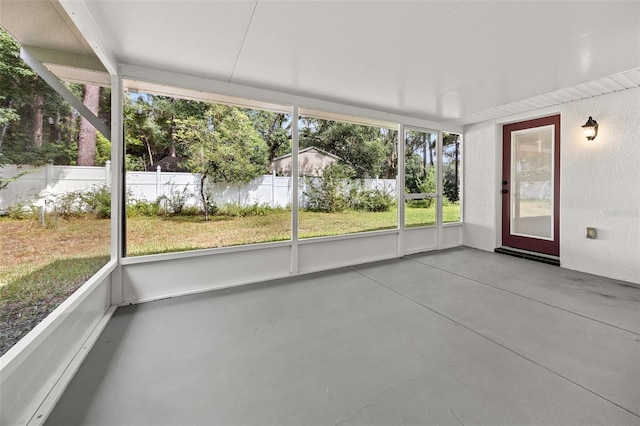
[176,104,268,219]
[0,28,80,165]
[77,85,100,166]
[299,118,395,178]
[247,109,291,162]
[0,29,34,151]
[443,132,460,202]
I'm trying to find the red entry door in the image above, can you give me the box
[502,115,560,256]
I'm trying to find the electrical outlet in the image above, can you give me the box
[586,227,597,239]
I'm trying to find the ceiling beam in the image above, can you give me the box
[21,46,111,140]
[56,0,118,76]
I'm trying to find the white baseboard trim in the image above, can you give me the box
[27,305,117,426]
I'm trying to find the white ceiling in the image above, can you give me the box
[2,0,639,126]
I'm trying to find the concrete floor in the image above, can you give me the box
[46,247,640,425]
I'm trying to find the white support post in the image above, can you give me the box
[156,165,162,199]
[105,161,111,186]
[436,130,444,250]
[45,161,53,190]
[271,170,276,208]
[110,74,124,305]
[291,106,299,274]
[397,123,405,257]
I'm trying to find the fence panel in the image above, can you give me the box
[1,164,397,212]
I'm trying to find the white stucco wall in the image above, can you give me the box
[463,87,640,284]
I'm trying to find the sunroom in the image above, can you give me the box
[1,1,639,425]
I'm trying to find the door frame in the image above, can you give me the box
[501,114,560,256]
[400,125,442,256]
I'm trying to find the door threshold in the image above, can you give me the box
[495,247,560,266]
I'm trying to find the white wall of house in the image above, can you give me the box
[463,87,640,284]
[270,148,339,176]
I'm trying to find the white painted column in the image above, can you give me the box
[110,74,124,305]
[291,106,299,274]
[105,161,111,186]
[156,165,162,199]
[436,130,444,249]
[397,123,405,256]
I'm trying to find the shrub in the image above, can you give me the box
[303,163,353,213]
[406,198,434,209]
[443,180,459,203]
[54,190,86,218]
[349,184,394,212]
[6,198,38,220]
[127,199,162,217]
[81,185,111,219]
[159,183,192,215]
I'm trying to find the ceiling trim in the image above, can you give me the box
[443,68,640,128]
[120,64,463,133]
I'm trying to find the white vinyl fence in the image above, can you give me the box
[0,163,396,213]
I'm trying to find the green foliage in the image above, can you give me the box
[417,165,436,194]
[303,163,354,213]
[217,203,272,217]
[95,133,111,166]
[77,185,111,218]
[126,199,162,217]
[54,190,86,218]
[176,104,268,219]
[246,109,291,161]
[177,105,268,183]
[299,118,396,179]
[349,184,395,212]
[0,28,103,167]
[158,183,192,215]
[125,154,145,171]
[443,180,459,203]
[6,198,38,219]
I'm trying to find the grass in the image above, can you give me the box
[0,204,460,355]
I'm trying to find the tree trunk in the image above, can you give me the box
[169,97,177,157]
[33,94,43,147]
[0,98,13,150]
[78,85,100,166]
[50,114,62,143]
[200,174,209,221]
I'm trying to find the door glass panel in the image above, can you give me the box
[510,125,553,239]
[404,129,437,228]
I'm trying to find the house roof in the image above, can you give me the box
[1,1,638,127]
[271,147,342,163]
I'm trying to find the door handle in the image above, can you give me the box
[501,189,509,194]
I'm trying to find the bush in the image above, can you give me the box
[54,190,86,218]
[6,198,38,220]
[159,183,192,215]
[81,185,111,219]
[303,163,353,213]
[127,199,162,217]
[406,198,434,209]
[349,184,394,212]
[443,180,459,203]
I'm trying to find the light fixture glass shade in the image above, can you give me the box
[582,116,598,140]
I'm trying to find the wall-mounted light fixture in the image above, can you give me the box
[582,116,598,140]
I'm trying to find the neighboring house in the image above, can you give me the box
[270,147,341,176]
